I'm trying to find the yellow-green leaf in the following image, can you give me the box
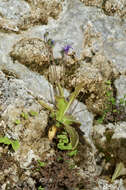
[11,140,20,151]
[29,110,38,117]
[0,137,12,145]
[111,162,126,182]
[63,83,83,115]
[14,119,21,125]
[55,96,68,122]
[0,137,20,151]
[65,125,79,150]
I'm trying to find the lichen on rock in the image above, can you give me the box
[10,38,51,73]
[102,0,126,17]
[80,0,103,8]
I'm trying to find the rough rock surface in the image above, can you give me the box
[80,0,126,17]
[0,0,62,32]
[115,75,126,103]
[68,53,114,114]
[80,0,103,8]
[93,122,126,167]
[0,70,50,167]
[10,38,50,73]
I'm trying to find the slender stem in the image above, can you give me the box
[37,99,54,112]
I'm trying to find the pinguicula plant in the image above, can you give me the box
[38,82,83,150]
[34,32,83,150]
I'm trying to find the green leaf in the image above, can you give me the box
[63,83,83,116]
[36,99,54,113]
[113,109,117,113]
[11,140,20,151]
[57,142,73,150]
[29,110,38,117]
[106,91,112,97]
[67,149,78,157]
[57,156,63,162]
[0,137,20,151]
[57,127,79,151]
[57,83,64,97]
[21,112,29,120]
[38,160,46,167]
[108,97,116,105]
[14,119,21,125]
[111,162,126,182]
[97,117,104,124]
[65,125,79,150]
[55,96,81,126]
[50,112,56,119]
[0,137,12,145]
[62,114,81,126]
[57,132,73,150]
[57,133,69,144]
[55,96,68,122]
[119,98,125,105]
[38,186,45,190]
[69,164,76,169]
[105,80,111,85]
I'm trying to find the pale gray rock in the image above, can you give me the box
[114,75,126,102]
[45,0,126,73]
[0,0,30,32]
[0,0,30,21]
[97,179,126,190]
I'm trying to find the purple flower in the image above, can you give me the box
[63,45,73,54]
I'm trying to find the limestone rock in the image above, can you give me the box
[80,0,126,18]
[93,122,126,165]
[69,55,114,114]
[103,0,126,17]
[80,0,103,8]
[10,38,50,73]
[114,75,126,103]
[0,0,62,32]
[0,70,50,168]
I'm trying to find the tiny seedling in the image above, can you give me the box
[14,119,21,125]
[67,149,78,157]
[38,160,46,167]
[105,80,111,85]
[57,156,63,162]
[21,112,29,120]
[38,186,45,190]
[57,132,73,150]
[69,163,76,169]
[0,136,20,151]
